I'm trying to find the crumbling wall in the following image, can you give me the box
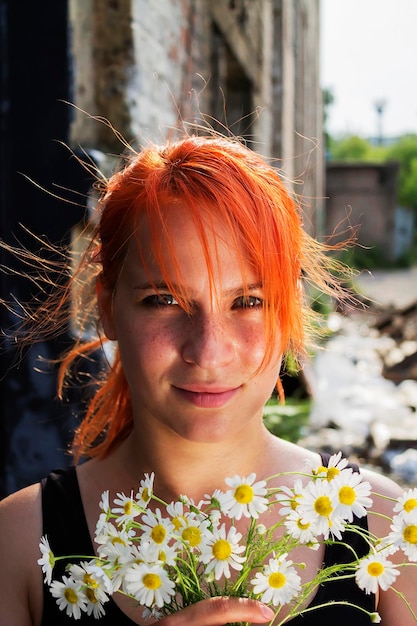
[69,0,323,231]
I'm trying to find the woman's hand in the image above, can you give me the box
[158,597,275,625]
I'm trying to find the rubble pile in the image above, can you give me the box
[300,298,417,485]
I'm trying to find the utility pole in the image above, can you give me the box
[374,99,387,145]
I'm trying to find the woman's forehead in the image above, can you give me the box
[124,212,260,287]
[137,205,238,255]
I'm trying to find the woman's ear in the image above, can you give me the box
[96,275,118,340]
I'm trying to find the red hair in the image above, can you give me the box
[51,135,346,460]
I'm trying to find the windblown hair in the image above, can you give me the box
[10,134,351,460]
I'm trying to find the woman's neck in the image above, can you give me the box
[109,421,276,503]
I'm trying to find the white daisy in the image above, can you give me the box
[167,504,211,551]
[84,588,108,618]
[355,554,399,594]
[178,493,193,506]
[166,500,193,532]
[106,544,142,593]
[142,605,163,621]
[375,535,400,558]
[38,535,55,585]
[124,562,176,608]
[218,473,268,520]
[393,488,417,516]
[96,490,111,534]
[50,575,88,619]
[201,488,224,509]
[178,517,212,551]
[138,540,178,568]
[284,509,320,545]
[112,491,141,525]
[275,479,305,516]
[141,508,174,547]
[95,522,134,562]
[297,478,345,540]
[208,507,222,526]
[68,560,113,595]
[332,470,373,522]
[388,509,417,561]
[200,523,246,580]
[68,563,110,620]
[136,472,155,508]
[311,451,351,481]
[250,555,302,606]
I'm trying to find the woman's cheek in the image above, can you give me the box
[240,318,271,360]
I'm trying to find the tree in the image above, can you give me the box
[322,88,334,152]
[331,135,372,161]
[386,135,417,210]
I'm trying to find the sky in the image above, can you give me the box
[320,0,417,139]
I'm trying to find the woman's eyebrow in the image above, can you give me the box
[223,283,264,297]
[132,281,171,291]
[133,281,264,296]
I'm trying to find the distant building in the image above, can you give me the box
[326,161,414,262]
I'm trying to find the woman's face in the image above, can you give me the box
[99,208,282,444]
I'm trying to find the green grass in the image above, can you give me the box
[263,398,311,443]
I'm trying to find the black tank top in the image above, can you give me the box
[41,455,375,625]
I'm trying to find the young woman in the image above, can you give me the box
[0,134,415,625]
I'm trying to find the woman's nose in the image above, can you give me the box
[181,314,235,369]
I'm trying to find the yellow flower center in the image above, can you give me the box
[367,561,384,577]
[158,550,167,562]
[142,573,161,590]
[85,588,98,603]
[338,486,356,505]
[268,572,286,589]
[297,519,310,530]
[83,573,98,588]
[182,526,202,547]
[326,467,340,481]
[291,494,302,510]
[403,525,417,544]
[151,524,167,544]
[234,484,254,504]
[314,465,340,481]
[64,588,78,604]
[212,539,232,561]
[314,495,333,517]
[404,499,417,513]
[111,536,126,546]
[172,516,186,532]
[142,488,151,503]
[123,501,133,515]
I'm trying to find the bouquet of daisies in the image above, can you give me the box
[39,452,417,624]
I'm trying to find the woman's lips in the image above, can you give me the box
[173,386,240,408]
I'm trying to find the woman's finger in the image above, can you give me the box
[158,596,275,625]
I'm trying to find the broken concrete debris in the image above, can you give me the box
[301,298,417,485]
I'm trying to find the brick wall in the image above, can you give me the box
[69,0,323,232]
[326,162,402,259]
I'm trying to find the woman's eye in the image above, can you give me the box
[233,295,263,309]
[142,293,179,307]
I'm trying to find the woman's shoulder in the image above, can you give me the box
[360,465,403,496]
[359,466,403,533]
[0,480,42,543]
[267,436,322,473]
[0,482,43,625]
